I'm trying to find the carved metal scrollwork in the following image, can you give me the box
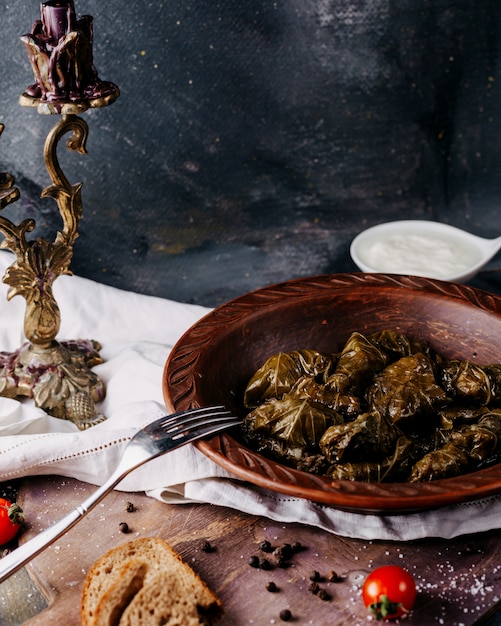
[0,117,106,429]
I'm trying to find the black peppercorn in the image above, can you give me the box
[291,541,303,553]
[260,558,273,570]
[281,543,293,558]
[265,581,278,592]
[318,588,331,601]
[260,540,273,553]
[274,546,292,568]
[118,522,129,533]
[201,541,214,553]
[248,555,260,568]
[309,570,322,582]
[308,581,320,595]
[279,609,292,621]
[125,502,135,513]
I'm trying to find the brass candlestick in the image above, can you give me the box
[0,1,119,430]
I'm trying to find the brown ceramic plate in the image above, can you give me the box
[163,273,501,514]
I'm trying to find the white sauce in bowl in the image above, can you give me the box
[350,220,500,282]
[362,233,481,279]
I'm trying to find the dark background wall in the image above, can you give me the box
[0,0,500,306]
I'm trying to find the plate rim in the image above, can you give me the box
[163,272,501,514]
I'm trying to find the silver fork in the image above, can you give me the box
[0,405,240,584]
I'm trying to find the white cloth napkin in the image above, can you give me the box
[0,250,500,542]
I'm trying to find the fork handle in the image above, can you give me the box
[0,475,120,584]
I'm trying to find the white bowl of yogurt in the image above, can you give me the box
[350,220,501,283]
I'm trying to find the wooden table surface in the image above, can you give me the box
[7,475,501,625]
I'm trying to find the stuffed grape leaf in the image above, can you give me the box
[244,350,334,408]
[449,424,499,464]
[369,329,426,360]
[292,376,361,419]
[324,331,389,395]
[478,408,501,436]
[241,330,501,483]
[440,360,493,405]
[366,353,448,429]
[319,411,401,463]
[242,395,343,464]
[326,436,414,482]
[438,405,488,430]
[409,443,470,482]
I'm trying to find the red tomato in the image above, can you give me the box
[0,498,25,545]
[362,565,417,620]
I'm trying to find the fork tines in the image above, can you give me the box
[161,406,240,442]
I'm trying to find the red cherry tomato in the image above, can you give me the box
[362,565,417,620]
[0,498,25,545]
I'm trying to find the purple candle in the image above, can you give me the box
[20,0,119,108]
[41,1,76,43]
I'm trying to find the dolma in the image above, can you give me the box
[292,376,361,420]
[296,453,330,475]
[408,442,470,482]
[324,332,389,395]
[242,395,343,464]
[455,409,501,465]
[366,353,448,429]
[244,350,334,407]
[370,329,447,381]
[438,405,488,430]
[478,408,501,437]
[242,329,501,484]
[369,329,414,358]
[327,436,414,482]
[448,424,499,464]
[483,364,501,403]
[319,410,401,463]
[440,360,493,405]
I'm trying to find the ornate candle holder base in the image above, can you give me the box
[0,115,109,430]
[0,340,106,429]
[0,1,121,430]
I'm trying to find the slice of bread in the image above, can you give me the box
[118,569,219,626]
[92,559,148,626]
[81,537,223,626]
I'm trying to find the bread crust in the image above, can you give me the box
[81,537,223,626]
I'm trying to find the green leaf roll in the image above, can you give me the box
[241,331,501,483]
[244,350,335,407]
[319,411,401,463]
[366,353,448,429]
[242,395,343,464]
